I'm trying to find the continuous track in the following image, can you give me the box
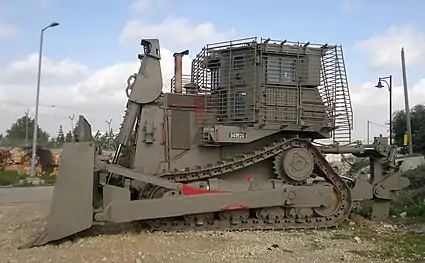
[145,138,352,231]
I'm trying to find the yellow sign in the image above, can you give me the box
[403,132,408,146]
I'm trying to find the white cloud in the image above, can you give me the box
[355,25,425,70]
[120,16,235,46]
[0,23,21,40]
[0,54,90,86]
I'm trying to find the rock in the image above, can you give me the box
[17,179,26,186]
[0,146,61,177]
[267,244,279,250]
[383,224,395,231]
[27,177,44,185]
[354,236,361,243]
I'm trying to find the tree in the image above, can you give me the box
[94,130,103,145]
[4,115,50,147]
[104,128,117,150]
[65,131,73,142]
[73,119,79,138]
[56,125,65,147]
[392,104,425,154]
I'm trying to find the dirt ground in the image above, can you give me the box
[0,187,396,263]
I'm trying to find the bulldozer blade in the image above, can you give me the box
[20,142,96,249]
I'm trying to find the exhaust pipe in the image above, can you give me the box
[173,50,189,93]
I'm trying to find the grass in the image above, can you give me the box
[0,170,56,186]
[327,221,425,262]
[349,233,425,262]
[0,170,28,186]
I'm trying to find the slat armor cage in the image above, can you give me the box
[170,37,353,143]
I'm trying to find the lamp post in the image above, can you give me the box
[375,75,392,145]
[30,21,60,178]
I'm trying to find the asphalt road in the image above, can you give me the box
[0,186,53,204]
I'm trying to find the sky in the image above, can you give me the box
[1,0,425,144]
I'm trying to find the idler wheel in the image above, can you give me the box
[313,182,343,217]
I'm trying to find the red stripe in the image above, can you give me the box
[181,184,228,195]
[169,103,205,108]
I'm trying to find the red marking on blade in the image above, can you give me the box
[220,205,249,211]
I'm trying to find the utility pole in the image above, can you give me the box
[105,118,113,149]
[25,110,29,147]
[367,120,370,144]
[69,114,75,139]
[105,118,113,132]
[401,47,413,155]
[367,120,389,144]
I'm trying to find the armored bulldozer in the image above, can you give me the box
[23,37,410,248]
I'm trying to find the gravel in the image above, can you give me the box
[0,187,389,263]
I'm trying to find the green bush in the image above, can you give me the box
[352,200,373,218]
[0,170,28,186]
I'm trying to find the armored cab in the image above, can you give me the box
[169,37,353,146]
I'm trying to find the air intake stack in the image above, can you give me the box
[173,50,189,93]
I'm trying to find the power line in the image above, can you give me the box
[368,120,389,129]
[0,99,78,109]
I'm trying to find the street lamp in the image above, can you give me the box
[30,21,60,178]
[375,75,392,144]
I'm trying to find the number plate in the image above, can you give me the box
[229,132,246,139]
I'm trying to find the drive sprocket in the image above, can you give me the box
[273,146,315,183]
